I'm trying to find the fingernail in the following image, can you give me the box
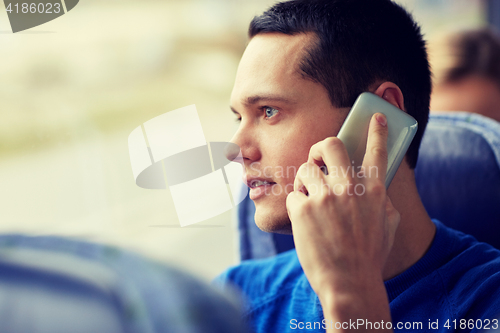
[376,113,387,127]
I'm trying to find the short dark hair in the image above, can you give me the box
[443,28,500,88]
[249,0,431,169]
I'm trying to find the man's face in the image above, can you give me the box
[229,32,347,233]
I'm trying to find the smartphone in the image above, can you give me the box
[336,92,418,188]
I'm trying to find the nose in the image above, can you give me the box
[225,123,261,165]
[223,142,241,163]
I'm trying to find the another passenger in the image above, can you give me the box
[430,28,500,122]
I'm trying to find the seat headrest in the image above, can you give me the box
[415,112,500,248]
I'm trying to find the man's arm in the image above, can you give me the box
[286,113,400,332]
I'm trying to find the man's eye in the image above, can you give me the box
[263,106,279,119]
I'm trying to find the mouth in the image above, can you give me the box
[245,177,278,200]
[243,175,276,189]
[249,179,277,188]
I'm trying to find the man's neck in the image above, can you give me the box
[383,164,437,280]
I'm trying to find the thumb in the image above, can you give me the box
[385,196,401,248]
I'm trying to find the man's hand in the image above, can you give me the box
[286,113,400,332]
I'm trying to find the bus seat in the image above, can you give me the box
[0,234,247,333]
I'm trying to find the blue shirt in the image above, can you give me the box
[215,221,500,332]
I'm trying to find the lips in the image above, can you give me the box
[245,177,277,188]
[244,176,278,200]
[249,179,276,188]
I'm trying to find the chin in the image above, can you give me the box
[254,205,293,235]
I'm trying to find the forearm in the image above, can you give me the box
[319,277,393,332]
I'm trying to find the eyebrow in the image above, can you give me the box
[244,94,296,106]
[230,94,297,114]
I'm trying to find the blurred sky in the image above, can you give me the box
[0,0,486,280]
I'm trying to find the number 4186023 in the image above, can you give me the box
[6,2,62,14]
[443,319,499,330]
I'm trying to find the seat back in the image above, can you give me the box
[237,112,500,260]
[415,112,500,246]
[0,235,247,333]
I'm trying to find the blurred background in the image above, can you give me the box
[0,0,494,280]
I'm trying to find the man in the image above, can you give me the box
[217,0,500,332]
[429,28,500,122]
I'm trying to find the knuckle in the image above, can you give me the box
[318,189,333,204]
[329,181,348,198]
[286,193,298,209]
[324,136,344,149]
[293,180,303,194]
[310,141,321,151]
[298,200,313,217]
[367,180,385,197]
[297,162,307,173]
[370,146,388,159]
[297,162,311,176]
[299,162,321,179]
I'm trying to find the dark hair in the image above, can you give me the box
[444,28,500,88]
[249,0,431,169]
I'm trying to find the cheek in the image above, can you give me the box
[263,115,337,183]
[275,144,310,183]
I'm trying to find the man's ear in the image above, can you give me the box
[373,82,405,111]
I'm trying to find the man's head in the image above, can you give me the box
[229,0,431,233]
[430,28,500,122]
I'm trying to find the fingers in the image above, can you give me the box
[295,113,388,202]
[286,190,307,220]
[362,113,389,183]
[293,162,326,195]
[307,137,352,179]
